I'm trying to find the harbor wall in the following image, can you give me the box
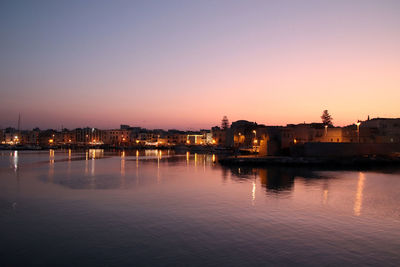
[291,143,400,157]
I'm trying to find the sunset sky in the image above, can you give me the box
[1,0,399,130]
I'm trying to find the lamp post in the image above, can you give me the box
[252,130,257,152]
[356,121,361,143]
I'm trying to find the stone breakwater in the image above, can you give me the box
[219,155,400,168]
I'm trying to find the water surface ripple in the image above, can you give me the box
[0,150,399,266]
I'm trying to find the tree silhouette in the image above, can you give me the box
[221,116,229,130]
[321,110,333,126]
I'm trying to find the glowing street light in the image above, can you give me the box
[356,121,361,143]
[252,130,257,147]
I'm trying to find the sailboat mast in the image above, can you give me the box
[17,113,21,132]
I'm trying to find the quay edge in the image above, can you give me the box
[218,155,400,168]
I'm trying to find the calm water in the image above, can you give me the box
[0,150,399,266]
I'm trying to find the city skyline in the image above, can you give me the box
[1,0,400,129]
[0,112,388,131]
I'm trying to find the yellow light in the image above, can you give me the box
[293,139,297,144]
[253,130,256,134]
[69,139,72,142]
[186,140,190,144]
[354,172,365,216]
[254,139,258,144]
[136,140,139,144]
[122,138,126,141]
[212,139,216,144]
[49,139,54,143]
[356,121,361,126]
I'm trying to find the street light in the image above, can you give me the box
[356,121,361,143]
[252,130,257,151]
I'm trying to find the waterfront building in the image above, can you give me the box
[360,118,400,143]
[20,129,39,145]
[1,117,398,152]
[211,126,226,146]
[200,129,213,145]
[226,120,257,148]
[1,128,19,145]
[103,129,130,146]
[62,129,76,145]
[38,130,59,146]
[75,128,104,145]
[186,133,204,145]
[163,130,187,145]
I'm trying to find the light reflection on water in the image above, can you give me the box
[0,150,399,266]
[354,172,365,216]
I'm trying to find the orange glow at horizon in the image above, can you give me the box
[0,1,399,130]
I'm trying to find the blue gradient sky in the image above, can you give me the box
[1,0,399,130]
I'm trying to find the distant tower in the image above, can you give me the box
[367,115,370,121]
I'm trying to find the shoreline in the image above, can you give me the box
[0,145,233,155]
